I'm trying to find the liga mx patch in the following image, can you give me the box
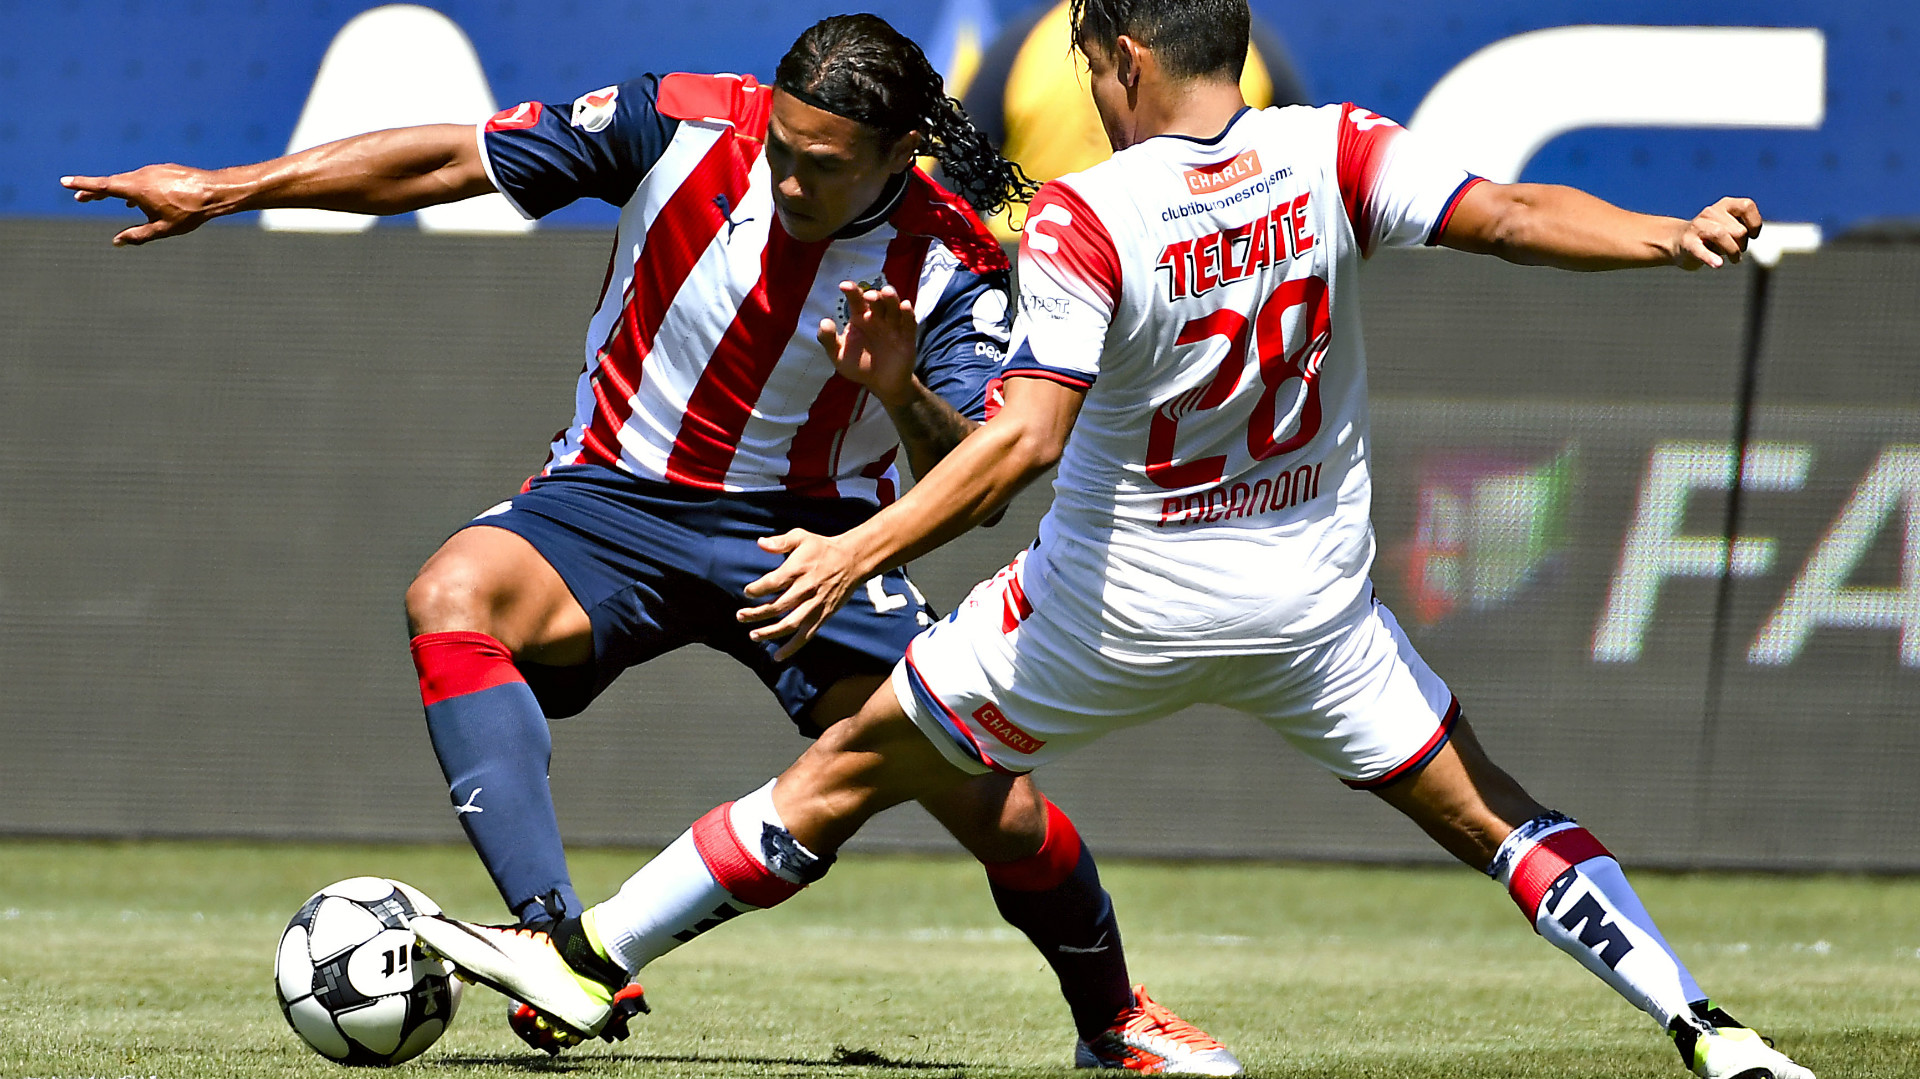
[486,101,542,131]
[572,86,619,133]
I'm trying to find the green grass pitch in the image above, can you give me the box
[2,839,1915,1078]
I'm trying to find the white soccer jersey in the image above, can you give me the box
[1005,103,1483,654]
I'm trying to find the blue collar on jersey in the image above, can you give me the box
[1149,105,1254,148]
[832,170,910,240]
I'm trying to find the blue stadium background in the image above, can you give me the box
[6,0,1914,232]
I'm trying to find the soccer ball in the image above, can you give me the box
[274,877,464,1066]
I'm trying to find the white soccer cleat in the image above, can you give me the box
[411,916,613,1039]
[1074,985,1244,1075]
[1691,1027,1815,1079]
[1672,1004,1815,1079]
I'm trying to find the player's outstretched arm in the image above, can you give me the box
[1436,182,1762,271]
[60,124,492,247]
[817,281,978,480]
[739,376,1084,659]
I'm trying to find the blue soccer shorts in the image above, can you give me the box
[462,463,934,733]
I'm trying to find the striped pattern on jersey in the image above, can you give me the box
[529,73,1007,504]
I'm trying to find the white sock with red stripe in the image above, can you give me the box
[1488,813,1704,1029]
[586,780,831,973]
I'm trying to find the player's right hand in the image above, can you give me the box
[1673,197,1762,270]
[739,528,869,662]
[61,165,227,246]
[816,281,919,407]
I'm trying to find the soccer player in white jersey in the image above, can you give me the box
[411,2,1813,1077]
[62,14,1238,1069]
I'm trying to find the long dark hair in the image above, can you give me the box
[774,14,1036,217]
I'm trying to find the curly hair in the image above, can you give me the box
[774,14,1037,217]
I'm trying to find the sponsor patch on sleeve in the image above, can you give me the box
[571,86,619,133]
[485,101,543,131]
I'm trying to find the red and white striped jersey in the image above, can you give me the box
[1007,103,1482,654]
[479,73,1011,504]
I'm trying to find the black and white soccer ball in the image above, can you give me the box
[274,877,464,1066]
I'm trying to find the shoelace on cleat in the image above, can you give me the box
[1115,988,1227,1052]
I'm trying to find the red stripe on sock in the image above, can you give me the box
[409,631,526,708]
[1507,828,1615,918]
[689,803,803,909]
[983,800,1083,891]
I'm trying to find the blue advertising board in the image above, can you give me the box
[5,1,1914,234]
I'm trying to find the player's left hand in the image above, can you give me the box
[61,164,226,246]
[818,281,919,407]
[739,529,866,660]
[1674,197,1763,270]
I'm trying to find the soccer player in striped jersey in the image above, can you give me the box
[412,3,1814,1078]
[62,14,1234,1068]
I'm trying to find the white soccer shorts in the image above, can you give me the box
[890,560,1458,787]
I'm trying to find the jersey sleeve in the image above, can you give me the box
[913,248,1011,423]
[1333,103,1485,256]
[478,75,678,219]
[1006,180,1119,389]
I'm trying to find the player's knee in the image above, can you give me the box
[772,736,897,852]
[404,559,500,637]
[924,774,1046,863]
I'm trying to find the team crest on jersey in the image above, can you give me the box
[571,86,619,133]
[836,275,887,323]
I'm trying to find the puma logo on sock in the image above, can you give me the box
[1058,932,1111,954]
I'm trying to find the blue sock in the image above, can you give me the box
[411,632,581,924]
[985,801,1133,1040]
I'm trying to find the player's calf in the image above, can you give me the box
[1374,725,1812,1075]
[1489,812,1703,1026]
[1489,815,1815,1078]
[590,779,836,971]
[426,778,829,1037]
[976,798,1135,1042]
